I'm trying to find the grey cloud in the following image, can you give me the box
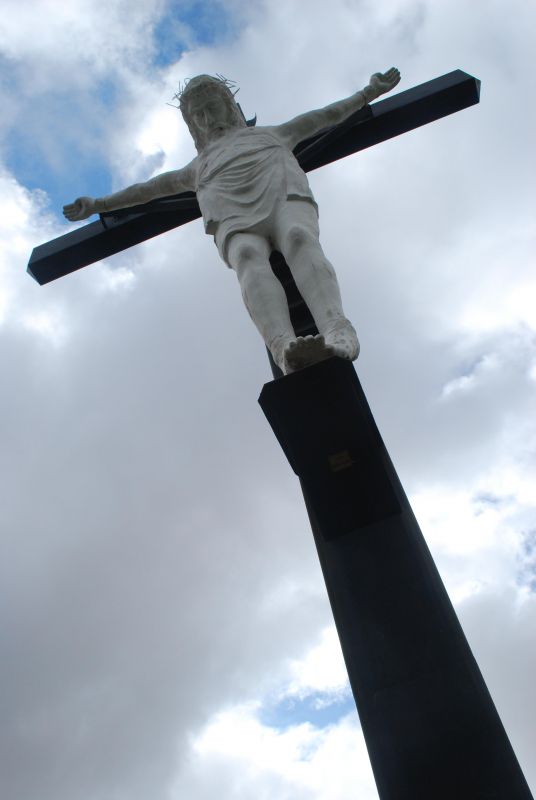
[1,0,536,798]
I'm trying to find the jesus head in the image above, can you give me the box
[179,75,246,150]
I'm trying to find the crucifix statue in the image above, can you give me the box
[63,69,400,374]
[30,69,531,800]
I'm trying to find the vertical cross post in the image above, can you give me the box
[259,266,533,800]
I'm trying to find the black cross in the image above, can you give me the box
[28,70,479,285]
[28,70,534,800]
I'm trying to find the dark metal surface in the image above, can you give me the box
[259,358,533,800]
[28,70,480,285]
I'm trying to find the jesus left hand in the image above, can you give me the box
[369,68,401,97]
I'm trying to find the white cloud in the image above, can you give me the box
[285,627,350,702]
[0,0,160,75]
[0,167,60,323]
[411,468,535,603]
[172,705,378,800]
[20,307,68,345]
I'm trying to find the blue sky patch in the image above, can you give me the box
[5,128,111,219]
[2,77,116,217]
[259,690,357,731]
[153,0,239,67]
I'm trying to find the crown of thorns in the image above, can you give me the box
[169,74,256,127]
[169,74,239,113]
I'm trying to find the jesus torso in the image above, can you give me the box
[194,126,317,236]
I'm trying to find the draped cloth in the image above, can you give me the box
[195,126,318,266]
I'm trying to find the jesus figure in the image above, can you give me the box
[64,68,400,373]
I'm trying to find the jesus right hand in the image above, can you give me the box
[63,196,97,221]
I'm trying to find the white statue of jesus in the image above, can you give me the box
[64,68,400,373]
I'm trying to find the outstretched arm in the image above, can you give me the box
[274,68,400,150]
[63,159,197,222]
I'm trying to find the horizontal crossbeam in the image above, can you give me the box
[28,70,480,285]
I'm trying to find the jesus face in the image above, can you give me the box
[188,90,238,142]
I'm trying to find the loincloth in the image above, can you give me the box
[213,195,318,267]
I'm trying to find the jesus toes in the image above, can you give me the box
[283,333,337,374]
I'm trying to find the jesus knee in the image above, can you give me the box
[283,223,321,260]
[285,224,314,250]
[284,225,336,280]
[229,239,268,281]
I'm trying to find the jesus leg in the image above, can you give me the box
[273,201,359,369]
[227,232,296,372]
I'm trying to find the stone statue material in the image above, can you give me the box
[64,69,400,373]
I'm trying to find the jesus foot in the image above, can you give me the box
[322,318,360,362]
[283,334,335,373]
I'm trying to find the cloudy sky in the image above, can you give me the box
[1,1,535,798]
